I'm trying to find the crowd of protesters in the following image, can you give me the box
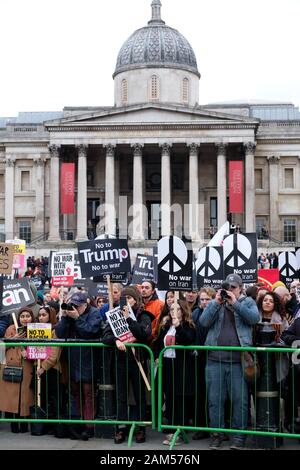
[0,270,299,449]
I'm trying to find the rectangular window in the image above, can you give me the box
[0,222,5,242]
[0,174,4,193]
[210,197,217,228]
[255,169,263,189]
[21,171,30,191]
[19,221,31,244]
[283,218,296,242]
[284,168,294,188]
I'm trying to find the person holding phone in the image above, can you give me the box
[0,307,35,433]
[102,286,154,444]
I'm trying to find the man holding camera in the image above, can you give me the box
[55,292,102,440]
[200,274,259,449]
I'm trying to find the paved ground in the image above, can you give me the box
[0,423,299,450]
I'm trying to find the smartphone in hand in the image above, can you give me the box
[119,296,127,310]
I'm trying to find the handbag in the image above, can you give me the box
[241,352,260,384]
[2,366,23,383]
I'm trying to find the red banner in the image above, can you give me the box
[61,163,75,214]
[229,161,243,213]
[258,269,279,289]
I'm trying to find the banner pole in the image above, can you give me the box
[107,275,113,310]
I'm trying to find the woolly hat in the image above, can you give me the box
[122,286,141,304]
[272,281,285,291]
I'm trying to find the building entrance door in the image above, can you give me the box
[146,201,161,240]
[87,199,100,239]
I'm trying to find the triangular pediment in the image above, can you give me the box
[45,103,259,128]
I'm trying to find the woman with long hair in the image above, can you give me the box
[0,307,34,433]
[153,299,196,445]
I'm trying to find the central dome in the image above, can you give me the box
[113,0,200,78]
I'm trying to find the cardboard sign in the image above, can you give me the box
[106,306,136,343]
[26,346,51,360]
[279,251,298,286]
[0,278,35,317]
[223,233,257,283]
[132,254,154,284]
[51,251,74,287]
[196,246,224,289]
[157,236,193,291]
[27,322,52,340]
[77,239,131,277]
[0,243,14,275]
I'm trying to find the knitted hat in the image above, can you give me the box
[122,286,141,304]
[272,281,285,291]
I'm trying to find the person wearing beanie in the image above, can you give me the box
[102,284,155,445]
[272,281,286,291]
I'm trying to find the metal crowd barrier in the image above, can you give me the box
[0,341,155,448]
[157,344,300,450]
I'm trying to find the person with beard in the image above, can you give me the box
[140,281,164,336]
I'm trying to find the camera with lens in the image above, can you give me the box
[220,282,231,302]
[61,303,75,311]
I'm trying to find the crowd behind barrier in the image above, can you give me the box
[0,267,300,449]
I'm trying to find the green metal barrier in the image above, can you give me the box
[157,344,300,450]
[0,341,155,447]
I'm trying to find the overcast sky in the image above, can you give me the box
[1,0,300,116]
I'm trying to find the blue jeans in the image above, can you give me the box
[206,361,249,443]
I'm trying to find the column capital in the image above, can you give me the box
[131,143,144,156]
[76,144,88,158]
[215,142,227,155]
[188,143,200,155]
[267,155,280,164]
[4,157,16,167]
[104,144,116,157]
[48,144,60,158]
[244,141,256,155]
[160,142,171,155]
[33,156,47,166]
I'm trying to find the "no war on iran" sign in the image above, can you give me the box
[77,239,131,278]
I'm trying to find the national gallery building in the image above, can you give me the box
[1,0,300,253]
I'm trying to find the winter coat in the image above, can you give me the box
[0,325,34,416]
[55,304,102,382]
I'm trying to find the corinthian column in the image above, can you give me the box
[267,155,280,239]
[33,156,46,239]
[131,143,145,240]
[189,143,200,241]
[216,143,227,228]
[160,143,172,236]
[48,145,61,241]
[76,144,88,241]
[4,156,15,239]
[105,144,116,236]
[244,142,256,232]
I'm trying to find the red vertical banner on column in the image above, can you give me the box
[61,163,75,214]
[229,161,243,213]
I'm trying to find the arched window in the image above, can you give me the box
[121,79,128,104]
[182,77,189,103]
[150,75,159,101]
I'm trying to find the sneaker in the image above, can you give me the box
[162,434,183,446]
[209,433,222,449]
[230,441,246,450]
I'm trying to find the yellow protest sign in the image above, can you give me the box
[27,323,52,340]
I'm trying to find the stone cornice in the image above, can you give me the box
[257,138,300,145]
[46,122,258,133]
